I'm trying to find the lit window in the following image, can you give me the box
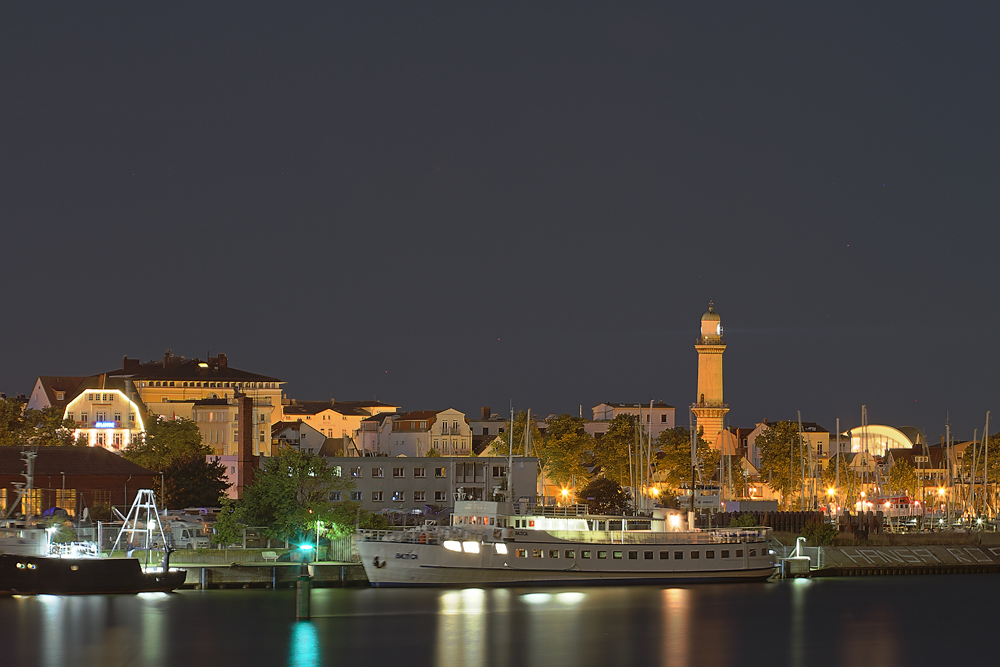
[371,491,383,502]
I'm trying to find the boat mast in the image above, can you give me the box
[507,403,514,504]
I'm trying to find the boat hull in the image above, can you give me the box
[0,554,186,595]
[358,537,776,588]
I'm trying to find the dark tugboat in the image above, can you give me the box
[0,460,187,596]
[0,551,185,595]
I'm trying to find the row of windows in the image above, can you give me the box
[86,393,118,402]
[513,548,755,560]
[142,381,276,389]
[329,490,447,503]
[354,466,507,479]
[361,467,448,479]
[68,412,135,423]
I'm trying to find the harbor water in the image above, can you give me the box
[1,575,995,667]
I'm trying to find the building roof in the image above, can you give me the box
[35,377,86,409]
[395,411,442,422]
[0,447,157,477]
[283,401,371,417]
[599,401,676,410]
[103,352,280,383]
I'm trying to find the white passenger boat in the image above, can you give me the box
[358,500,776,587]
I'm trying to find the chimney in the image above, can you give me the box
[217,353,228,367]
[235,389,257,499]
[163,350,173,368]
[481,406,491,420]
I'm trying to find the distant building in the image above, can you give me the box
[356,409,472,457]
[63,377,149,452]
[0,447,157,517]
[322,456,538,513]
[280,399,398,442]
[585,402,676,439]
[271,420,328,454]
[842,425,921,457]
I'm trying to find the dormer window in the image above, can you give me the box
[55,391,65,401]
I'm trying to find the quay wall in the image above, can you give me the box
[177,562,369,589]
[813,545,1000,576]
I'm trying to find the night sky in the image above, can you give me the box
[3,4,999,441]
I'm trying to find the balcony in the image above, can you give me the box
[696,337,726,345]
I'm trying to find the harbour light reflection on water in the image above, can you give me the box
[3,577,1000,667]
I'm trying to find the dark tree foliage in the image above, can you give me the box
[163,455,230,508]
[122,416,230,508]
[578,477,632,515]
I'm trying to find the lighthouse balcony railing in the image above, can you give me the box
[695,337,726,345]
[691,402,729,409]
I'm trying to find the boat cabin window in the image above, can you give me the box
[612,551,622,560]
[722,550,730,559]
[674,551,683,560]
[597,551,607,560]
[706,551,715,559]
[628,551,637,560]
[659,551,669,559]
[749,549,756,557]
[582,551,591,559]
[532,550,542,558]
[644,551,653,560]
[690,551,700,559]
[565,550,575,559]
[548,550,559,559]
[516,549,527,558]
[736,550,743,558]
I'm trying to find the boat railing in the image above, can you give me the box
[545,528,769,545]
[516,503,589,517]
[358,526,482,545]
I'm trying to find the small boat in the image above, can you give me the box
[358,500,776,587]
[0,552,185,595]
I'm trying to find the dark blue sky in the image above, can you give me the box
[2,3,999,441]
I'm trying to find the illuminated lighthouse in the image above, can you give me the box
[691,301,729,446]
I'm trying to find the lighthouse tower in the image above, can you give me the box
[691,301,729,447]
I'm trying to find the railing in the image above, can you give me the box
[690,402,729,409]
[696,337,726,345]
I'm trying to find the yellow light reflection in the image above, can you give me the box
[661,588,690,667]
[435,589,485,667]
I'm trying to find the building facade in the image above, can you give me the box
[322,456,538,513]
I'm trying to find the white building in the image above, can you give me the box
[586,402,676,439]
[355,409,473,457]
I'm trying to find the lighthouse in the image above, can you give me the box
[691,301,729,446]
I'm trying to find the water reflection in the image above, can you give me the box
[435,589,486,667]
[289,621,320,667]
[660,588,690,667]
[789,578,810,667]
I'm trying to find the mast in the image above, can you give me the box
[983,411,990,518]
[946,418,952,529]
[507,404,514,503]
[835,417,841,510]
[689,410,697,514]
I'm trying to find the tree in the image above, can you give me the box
[822,454,860,507]
[757,421,811,508]
[655,427,718,492]
[0,397,78,447]
[239,447,352,542]
[211,497,243,556]
[535,414,592,488]
[163,455,229,508]
[123,417,209,470]
[122,416,229,508]
[886,459,920,497]
[592,415,638,486]
[578,477,632,515]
